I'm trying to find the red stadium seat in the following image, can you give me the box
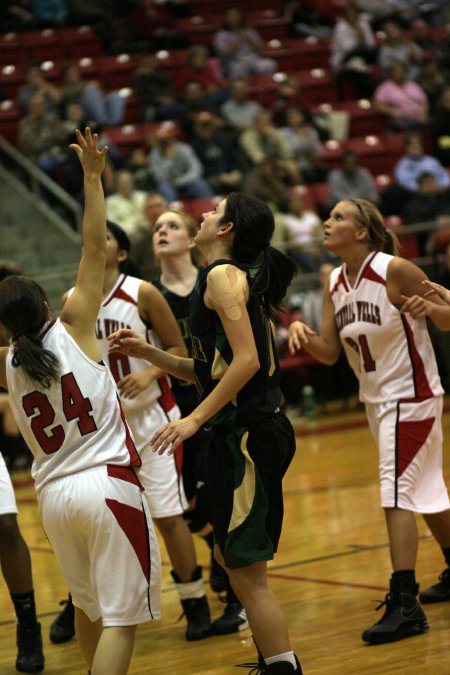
[385,215,421,260]
[322,139,346,168]
[0,100,21,145]
[347,135,395,175]
[23,29,65,62]
[173,17,221,46]
[102,124,146,156]
[59,25,102,59]
[0,33,26,66]
[179,197,221,223]
[99,53,141,90]
[0,63,26,100]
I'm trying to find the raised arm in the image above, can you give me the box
[60,128,108,335]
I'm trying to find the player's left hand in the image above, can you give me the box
[117,370,156,399]
[400,293,434,318]
[150,416,200,455]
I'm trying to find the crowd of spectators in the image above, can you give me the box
[3,0,450,276]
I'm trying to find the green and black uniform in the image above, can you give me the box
[190,259,296,568]
[153,272,212,531]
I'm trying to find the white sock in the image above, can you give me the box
[265,651,297,669]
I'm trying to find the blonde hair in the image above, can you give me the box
[348,199,400,256]
[153,209,200,263]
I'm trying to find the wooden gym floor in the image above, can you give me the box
[2,400,450,674]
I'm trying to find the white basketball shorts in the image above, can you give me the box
[127,403,188,518]
[366,396,450,513]
[0,452,18,515]
[38,464,161,626]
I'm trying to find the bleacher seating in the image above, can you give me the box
[0,0,441,273]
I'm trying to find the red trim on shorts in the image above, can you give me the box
[402,318,434,398]
[107,465,143,490]
[105,499,150,581]
[174,443,183,476]
[157,376,176,413]
[396,416,435,476]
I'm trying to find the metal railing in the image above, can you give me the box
[0,134,82,240]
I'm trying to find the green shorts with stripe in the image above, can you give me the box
[206,409,295,568]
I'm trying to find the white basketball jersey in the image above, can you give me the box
[96,274,179,418]
[6,319,141,491]
[329,252,444,404]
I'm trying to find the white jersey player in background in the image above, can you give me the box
[288,197,450,645]
[0,128,161,675]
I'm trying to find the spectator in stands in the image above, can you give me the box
[355,1,399,29]
[190,111,243,194]
[402,171,450,254]
[416,53,448,113]
[275,192,334,272]
[283,0,331,39]
[181,45,227,96]
[33,0,67,26]
[105,170,147,237]
[330,3,378,99]
[18,92,67,176]
[410,18,450,67]
[373,60,428,131]
[327,150,378,208]
[240,110,302,186]
[147,121,213,202]
[432,86,450,166]
[156,79,224,134]
[212,7,276,79]
[220,78,263,131]
[17,61,61,115]
[130,0,188,51]
[395,132,450,193]
[242,158,289,208]
[270,75,309,127]
[132,53,177,123]
[280,106,326,184]
[377,19,423,79]
[128,192,170,281]
[96,4,150,55]
[381,131,450,215]
[61,63,125,127]
[0,0,36,32]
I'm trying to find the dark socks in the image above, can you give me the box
[391,570,417,594]
[442,547,450,568]
[11,590,37,627]
[225,576,240,604]
[203,531,214,550]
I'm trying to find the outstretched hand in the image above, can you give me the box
[70,127,108,175]
[288,320,317,354]
[108,328,152,361]
[422,279,450,305]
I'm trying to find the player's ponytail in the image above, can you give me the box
[0,276,59,388]
[350,198,400,256]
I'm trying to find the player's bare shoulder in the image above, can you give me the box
[205,264,249,320]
